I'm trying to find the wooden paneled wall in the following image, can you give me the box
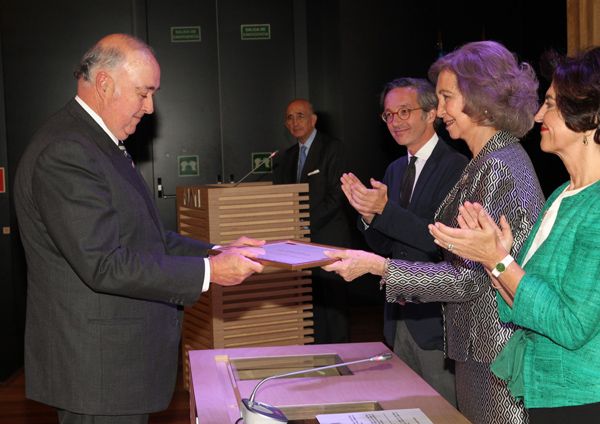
[567,0,600,54]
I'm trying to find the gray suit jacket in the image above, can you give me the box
[14,99,211,414]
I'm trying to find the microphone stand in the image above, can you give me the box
[234,151,278,187]
[240,352,392,424]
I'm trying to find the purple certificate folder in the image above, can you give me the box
[254,240,341,270]
[211,240,341,270]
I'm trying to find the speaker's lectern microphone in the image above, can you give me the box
[240,352,393,424]
[234,151,278,187]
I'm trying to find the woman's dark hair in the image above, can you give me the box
[550,47,600,144]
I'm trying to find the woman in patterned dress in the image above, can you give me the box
[324,41,544,423]
[429,47,600,424]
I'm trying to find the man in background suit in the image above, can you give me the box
[272,99,351,343]
[14,34,264,424]
[340,78,467,405]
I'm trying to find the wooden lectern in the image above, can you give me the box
[188,343,471,423]
[176,182,315,388]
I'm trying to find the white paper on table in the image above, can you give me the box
[316,408,434,424]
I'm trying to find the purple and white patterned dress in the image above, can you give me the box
[383,131,545,424]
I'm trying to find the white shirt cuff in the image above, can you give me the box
[202,258,211,292]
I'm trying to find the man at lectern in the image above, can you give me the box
[14,33,264,424]
[272,98,351,343]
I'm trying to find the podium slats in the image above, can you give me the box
[177,182,314,389]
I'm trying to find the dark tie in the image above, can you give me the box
[118,141,135,168]
[399,155,417,207]
[297,144,307,182]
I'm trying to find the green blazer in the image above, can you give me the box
[494,180,600,408]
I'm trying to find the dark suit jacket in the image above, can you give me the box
[272,131,350,247]
[14,99,211,415]
[361,138,467,348]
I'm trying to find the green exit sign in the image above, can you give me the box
[171,26,201,43]
[251,152,274,173]
[240,24,271,40]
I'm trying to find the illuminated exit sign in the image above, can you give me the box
[240,24,271,40]
[170,26,201,43]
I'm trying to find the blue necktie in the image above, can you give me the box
[118,141,135,168]
[297,145,307,182]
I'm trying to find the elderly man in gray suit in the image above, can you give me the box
[14,34,264,424]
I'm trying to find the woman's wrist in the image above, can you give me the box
[371,254,387,276]
[484,246,510,271]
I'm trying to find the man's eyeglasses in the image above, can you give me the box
[381,107,422,123]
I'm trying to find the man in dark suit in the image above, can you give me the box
[272,99,351,343]
[340,78,467,405]
[14,34,264,424]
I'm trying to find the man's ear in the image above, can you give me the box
[95,71,113,99]
[311,113,317,128]
[425,108,437,124]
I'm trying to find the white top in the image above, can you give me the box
[521,183,590,266]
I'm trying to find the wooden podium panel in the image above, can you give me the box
[176,183,315,388]
[177,182,310,243]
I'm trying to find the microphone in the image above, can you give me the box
[234,151,278,187]
[240,352,393,424]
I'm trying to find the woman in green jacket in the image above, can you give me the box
[428,46,600,423]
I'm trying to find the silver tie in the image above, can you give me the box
[297,144,307,182]
[118,141,135,168]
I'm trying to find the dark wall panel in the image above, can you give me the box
[147,0,301,229]
[218,0,297,181]
[1,1,140,173]
[146,0,222,227]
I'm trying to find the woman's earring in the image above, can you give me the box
[583,134,589,145]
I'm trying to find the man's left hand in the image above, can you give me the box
[223,236,266,249]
